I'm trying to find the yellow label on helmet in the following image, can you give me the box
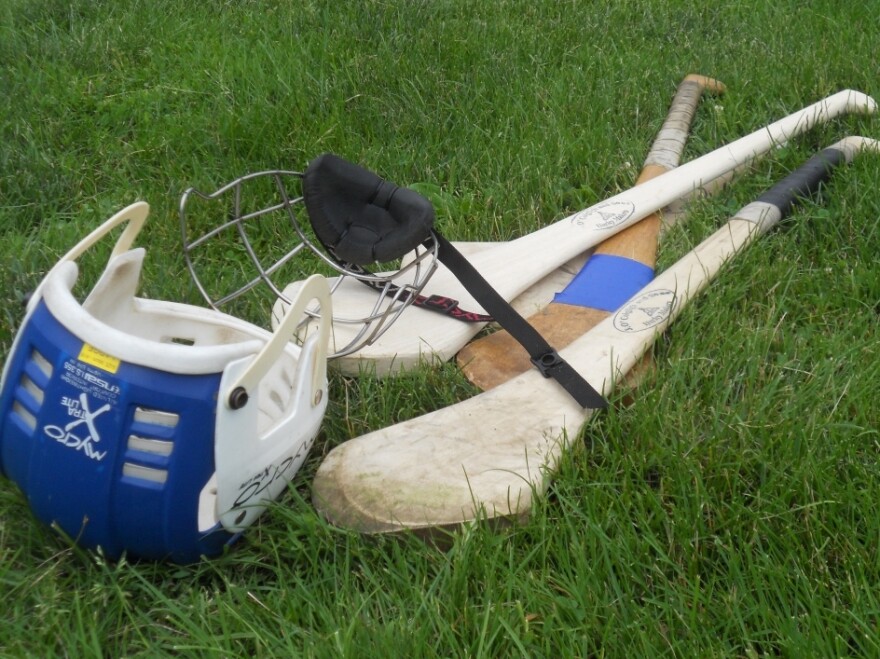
[78,344,121,374]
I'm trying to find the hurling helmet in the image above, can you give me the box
[0,202,331,563]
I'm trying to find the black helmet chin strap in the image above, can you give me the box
[429,231,607,409]
[302,153,607,410]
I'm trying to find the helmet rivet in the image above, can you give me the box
[229,387,249,409]
[313,389,323,406]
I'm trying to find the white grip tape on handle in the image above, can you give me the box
[643,79,706,170]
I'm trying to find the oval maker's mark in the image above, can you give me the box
[571,200,636,230]
[613,289,677,333]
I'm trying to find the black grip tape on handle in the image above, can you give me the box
[757,147,846,216]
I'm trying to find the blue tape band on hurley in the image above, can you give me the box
[553,254,655,312]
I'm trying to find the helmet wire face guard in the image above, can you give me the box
[179,159,441,359]
[201,155,604,409]
[0,202,332,563]
[181,156,603,408]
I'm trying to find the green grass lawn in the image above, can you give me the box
[2,0,879,655]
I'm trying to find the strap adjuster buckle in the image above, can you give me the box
[530,350,563,378]
[422,294,460,313]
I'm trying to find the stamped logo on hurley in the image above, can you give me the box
[571,200,636,230]
[613,289,677,333]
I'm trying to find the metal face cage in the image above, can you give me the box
[180,170,440,359]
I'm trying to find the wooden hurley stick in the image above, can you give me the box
[312,137,880,535]
[283,90,875,375]
[456,74,725,390]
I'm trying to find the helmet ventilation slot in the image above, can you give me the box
[8,349,53,434]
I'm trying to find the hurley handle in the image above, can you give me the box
[456,74,726,392]
[737,137,879,236]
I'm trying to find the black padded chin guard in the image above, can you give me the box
[302,153,435,265]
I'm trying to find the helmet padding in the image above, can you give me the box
[303,153,435,265]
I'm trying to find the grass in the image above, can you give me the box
[2,0,879,655]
